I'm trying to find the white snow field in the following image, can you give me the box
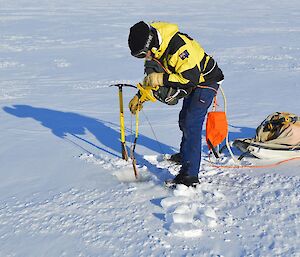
[1,0,300,256]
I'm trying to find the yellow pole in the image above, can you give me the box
[118,86,128,161]
[135,106,139,139]
[131,107,139,179]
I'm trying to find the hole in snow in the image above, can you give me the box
[113,168,150,183]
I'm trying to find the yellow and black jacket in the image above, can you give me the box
[149,22,224,89]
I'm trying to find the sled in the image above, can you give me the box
[233,112,300,160]
[233,138,300,160]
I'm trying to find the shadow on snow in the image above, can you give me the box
[3,104,257,225]
[202,124,256,155]
[3,104,256,181]
[3,104,176,182]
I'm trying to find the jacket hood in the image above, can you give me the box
[150,22,179,59]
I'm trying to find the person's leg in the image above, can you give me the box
[182,85,217,177]
[178,93,192,167]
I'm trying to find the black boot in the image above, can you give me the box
[165,172,199,188]
[169,152,182,164]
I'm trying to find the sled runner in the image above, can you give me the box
[233,138,300,160]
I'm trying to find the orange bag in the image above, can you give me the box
[206,106,228,149]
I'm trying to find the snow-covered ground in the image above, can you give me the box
[1,0,300,256]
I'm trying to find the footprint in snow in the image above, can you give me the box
[160,184,220,238]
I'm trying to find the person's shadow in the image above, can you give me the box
[3,104,176,182]
[3,104,256,181]
[4,104,257,225]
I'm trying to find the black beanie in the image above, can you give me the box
[128,21,153,56]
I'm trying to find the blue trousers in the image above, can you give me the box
[179,83,217,176]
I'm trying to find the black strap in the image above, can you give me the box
[199,53,208,72]
[207,139,220,159]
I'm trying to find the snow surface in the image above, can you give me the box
[1,0,300,256]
